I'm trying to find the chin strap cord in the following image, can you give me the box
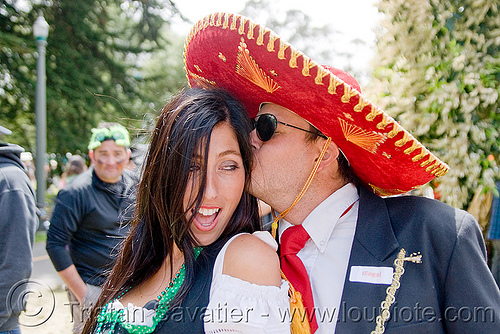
[271,137,331,239]
[271,137,331,334]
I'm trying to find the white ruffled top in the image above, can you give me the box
[104,232,290,333]
[204,231,290,334]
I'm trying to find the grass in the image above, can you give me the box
[35,231,47,243]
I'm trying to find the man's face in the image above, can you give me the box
[89,140,130,183]
[249,103,320,211]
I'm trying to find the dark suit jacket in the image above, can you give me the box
[334,186,500,333]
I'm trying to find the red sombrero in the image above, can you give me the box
[183,13,449,196]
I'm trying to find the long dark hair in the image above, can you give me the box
[83,88,260,333]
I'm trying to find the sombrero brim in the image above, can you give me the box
[183,13,449,196]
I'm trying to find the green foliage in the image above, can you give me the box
[0,2,37,148]
[370,0,500,209]
[1,0,186,156]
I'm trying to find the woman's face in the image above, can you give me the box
[185,122,246,246]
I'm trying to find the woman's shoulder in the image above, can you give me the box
[222,232,281,286]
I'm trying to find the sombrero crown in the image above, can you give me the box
[183,13,449,196]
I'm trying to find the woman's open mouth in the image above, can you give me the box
[192,207,221,232]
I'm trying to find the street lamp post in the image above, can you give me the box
[33,12,49,207]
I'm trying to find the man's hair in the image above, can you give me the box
[306,126,359,186]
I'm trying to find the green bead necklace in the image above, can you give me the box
[96,247,202,334]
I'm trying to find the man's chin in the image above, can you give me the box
[95,172,121,183]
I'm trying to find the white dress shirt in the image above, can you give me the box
[205,232,290,334]
[279,183,359,334]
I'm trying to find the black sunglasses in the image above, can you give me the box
[252,113,327,142]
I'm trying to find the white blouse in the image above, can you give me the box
[204,231,291,334]
[104,232,290,333]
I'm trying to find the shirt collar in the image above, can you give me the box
[279,183,359,253]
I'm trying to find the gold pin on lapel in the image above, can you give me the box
[371,248,422,334]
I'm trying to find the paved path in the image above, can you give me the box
[31,240,64,289]
[19,239,72,333]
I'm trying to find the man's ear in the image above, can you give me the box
[316,139,340,172]
[88,150,94,164]
[127,149,131,161]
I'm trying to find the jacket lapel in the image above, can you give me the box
[336,186,400,332]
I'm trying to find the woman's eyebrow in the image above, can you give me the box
[218,150,241,158]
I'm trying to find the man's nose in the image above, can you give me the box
[102,156,123,164]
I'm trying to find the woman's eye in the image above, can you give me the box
[220,162,239,171]
[190,164,201,172]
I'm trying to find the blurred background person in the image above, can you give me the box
[0,125,38,334]
[60,155,88,189]
[487,180,500,287]
[46,122,137,333]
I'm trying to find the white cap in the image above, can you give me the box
[0,125,12,136]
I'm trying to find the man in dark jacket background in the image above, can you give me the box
[0,125,38,334]
[46,122,137,333]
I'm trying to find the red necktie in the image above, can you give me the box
[280,225,318,333]
[279,202,356,333]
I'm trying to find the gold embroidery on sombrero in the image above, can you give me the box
[354,96,370,112]
[223,13,230,29]
[339,118,386,154]
[267,33,279,52]
[186,69,217,89]
[376,114,392,130]
[315,66,329,85]
[431,165,445,176]
[236,39,280,93]
[328,75,342,94]
[257,27,265,46]
[395,132,412,147]
[343,113,355,122]
[341,84,359,103]
[218,52,226,62]
[382,152,392,159]
[420,156,435,167]
[289,49,301,68]
[216,13,223,27]
[436,166,449,177]
[369,184,406,197]
[278,40,289,60]
[411,148,427,162]
[430,163,448,176]
[302,56,315,77]
[202,15,210,29]
[403,140,420,155]
[387,123,400,138]
[247,21,256,39]
[426,160,440,173]
[406,143,448,176]
[405,143,449,177]
[365,105,383,121]
[209,13,216,26]
[230,15,237,30]
[238,17,247,35]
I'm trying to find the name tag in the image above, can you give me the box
[349,266,393,285]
